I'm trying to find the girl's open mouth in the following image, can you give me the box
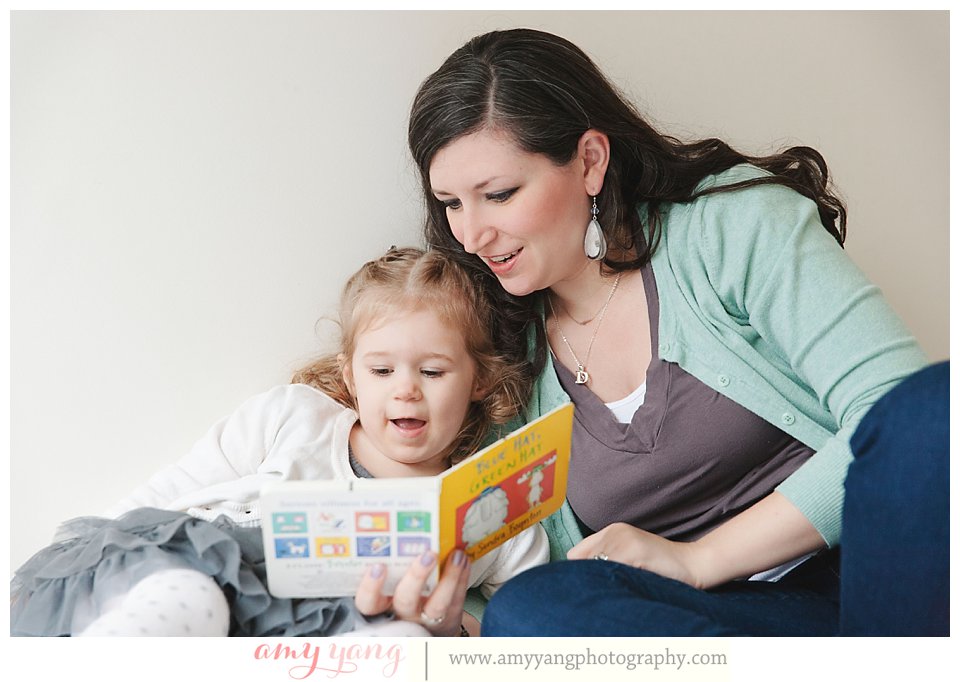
[391,418,426,431]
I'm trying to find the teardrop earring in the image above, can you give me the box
[584,195,607,261]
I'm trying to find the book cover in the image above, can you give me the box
[260,402,573,597]
[438,402,572,563]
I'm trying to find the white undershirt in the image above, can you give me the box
[605,382,647,423]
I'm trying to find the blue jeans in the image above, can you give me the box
[482,362,949,636]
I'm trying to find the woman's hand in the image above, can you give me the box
[567,494,828,591]
[354,549,471,637]
[568,522,708,589]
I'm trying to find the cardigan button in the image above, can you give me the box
[781,412,796,426]
[717,374,730,387]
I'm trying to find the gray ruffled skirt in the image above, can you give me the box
[10,507,360,637]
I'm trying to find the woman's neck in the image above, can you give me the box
[548,261,618,322]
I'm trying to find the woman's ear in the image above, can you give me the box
[578,129,611,196]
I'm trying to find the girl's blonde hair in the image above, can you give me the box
[292,247,529,464]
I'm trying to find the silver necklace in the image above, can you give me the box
[553,293,605,326]
[547,273,622,385]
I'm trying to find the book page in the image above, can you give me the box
[261,478,440,598]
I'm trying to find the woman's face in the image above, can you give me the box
[429,128,593,296]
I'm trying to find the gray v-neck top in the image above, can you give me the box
[556,264,815,542]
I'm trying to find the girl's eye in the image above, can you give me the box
[421,369,445,378]
[487,188,517,203]
[370,367,392,376]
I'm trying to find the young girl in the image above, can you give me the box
[10,247,547,637]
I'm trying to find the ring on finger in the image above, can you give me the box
[593,552,609,561]
[420,610,445,627]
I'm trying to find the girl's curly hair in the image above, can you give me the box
[292,247,530,464]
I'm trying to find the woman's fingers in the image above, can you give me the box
[354,562,392,616]
[567,522,641,561]
[354,550,472,635]
[567,526,610,560]
[390,551,439,620]
[423,550,469,615]
[420,550,471,636]
[567,522,704,588]
[391,550,471,636]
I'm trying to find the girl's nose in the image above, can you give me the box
[393,374,422,401]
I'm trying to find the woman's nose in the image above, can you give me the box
[455,209,497,254]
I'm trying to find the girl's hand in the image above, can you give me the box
[354,549,471,637]
[567,522,707,589]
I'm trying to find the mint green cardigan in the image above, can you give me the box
[463,165,926,619]
[528,165,926,559]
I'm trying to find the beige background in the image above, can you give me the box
[10,10,948,572]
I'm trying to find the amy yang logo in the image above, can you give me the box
[253,640,406,679]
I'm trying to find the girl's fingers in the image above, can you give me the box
[354,563,392,616]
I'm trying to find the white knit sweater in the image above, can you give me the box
[105,383,548,599]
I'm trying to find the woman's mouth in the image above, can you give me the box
[484,248,522,275]
[489,250,519,264]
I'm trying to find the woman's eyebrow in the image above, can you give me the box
[432,176,507,196]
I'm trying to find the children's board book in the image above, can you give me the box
[260,402,573,598]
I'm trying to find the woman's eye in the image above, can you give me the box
[441,198,461,211]
[487,188,517,203]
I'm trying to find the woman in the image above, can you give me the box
[405,28,947,635]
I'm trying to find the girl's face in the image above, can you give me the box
[344,307,483,476]
[429,128,594,296]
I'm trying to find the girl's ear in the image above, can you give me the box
[340,354,356,396]
[471,375,490,402]
[578,129,611,196]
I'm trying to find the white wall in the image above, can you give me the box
[10,10,949,573]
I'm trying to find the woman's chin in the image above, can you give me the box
[495,274,542,298]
